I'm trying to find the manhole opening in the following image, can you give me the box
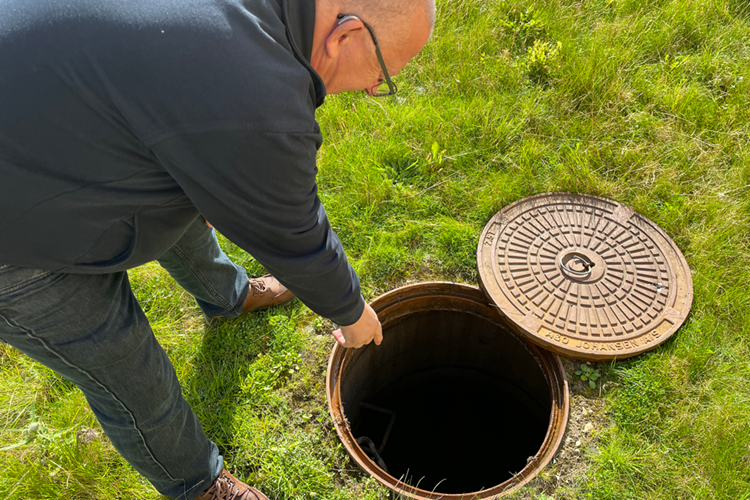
[340,309,552,495]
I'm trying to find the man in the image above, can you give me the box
[0,0,435,498]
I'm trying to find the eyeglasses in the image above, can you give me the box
[337,14,398,97]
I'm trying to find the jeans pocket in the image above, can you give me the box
[0,266,54,297]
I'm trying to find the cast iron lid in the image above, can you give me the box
[477,193,693,361]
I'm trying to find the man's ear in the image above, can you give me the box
[324,17,366,59]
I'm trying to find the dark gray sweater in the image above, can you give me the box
[0,0,365,326]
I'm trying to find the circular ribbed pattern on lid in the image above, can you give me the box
[478,193,693,361]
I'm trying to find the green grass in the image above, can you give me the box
[2,0,750,498]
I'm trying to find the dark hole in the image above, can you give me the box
[341,309,552,494]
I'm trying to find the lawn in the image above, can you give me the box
[1,0,749,499]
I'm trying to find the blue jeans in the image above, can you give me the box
[0,218,250,499]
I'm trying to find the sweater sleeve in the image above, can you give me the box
[149,128,365,326]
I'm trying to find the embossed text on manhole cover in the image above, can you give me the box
[477,193,693,361]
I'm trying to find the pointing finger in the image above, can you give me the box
[332,329,346,346]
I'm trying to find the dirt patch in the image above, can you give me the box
[510,357,609,499]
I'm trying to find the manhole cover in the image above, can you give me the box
[478,193,693,361]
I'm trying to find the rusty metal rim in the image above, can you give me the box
[326,282,570,499]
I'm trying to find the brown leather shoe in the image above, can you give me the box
[242,274,294,312]
[196,468,269,500]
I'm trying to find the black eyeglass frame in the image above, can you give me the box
[337,14,398,97]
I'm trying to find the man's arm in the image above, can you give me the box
[150,128,367,328]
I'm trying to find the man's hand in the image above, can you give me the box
[332,303,382,349]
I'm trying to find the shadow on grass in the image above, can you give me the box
[182,309,282,458]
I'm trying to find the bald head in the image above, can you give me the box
[311,0,435,95]
[335,0,436,50]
